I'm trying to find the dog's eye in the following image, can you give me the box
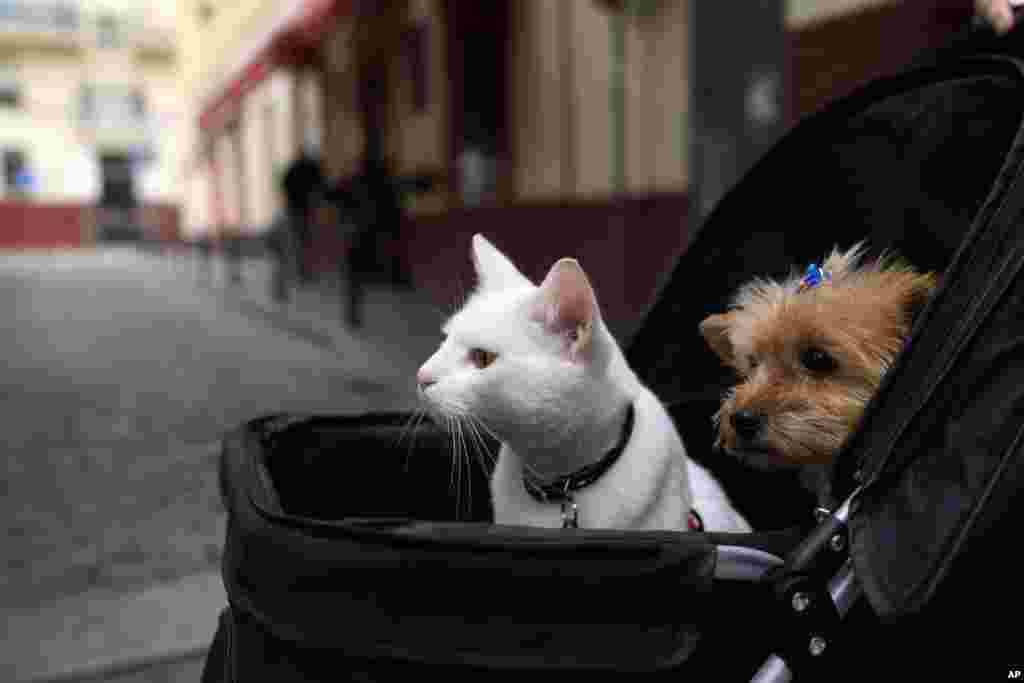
[801,347,838,373]
[469,348,497,369]
[747,355,759,371]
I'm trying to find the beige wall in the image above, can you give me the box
[215,131,238,229]
[183,162,211,239]
[241,83,269,231]
[513,0,568,200]
[573,2,613,198]
[139,63,185,203]
[0,53,83,200]
[511,1,687,201]
[0,0,179,203]
[392,0,447,176]
[321,16,362,181]
[178,0,312,236]
[786,0,895,27]
[178,0,291,117]
[270,73,295,180]
[624,2,688,193]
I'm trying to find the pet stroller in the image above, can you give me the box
[201,23,1024,683]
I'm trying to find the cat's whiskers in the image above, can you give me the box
[397,407,429,474]
[397,405,425,447]
[439,410,462,517]
[461,415,476,516]
[443,408,499,519]
[445,413,458,492]
[464,414,497,472]
[457,414,469,517]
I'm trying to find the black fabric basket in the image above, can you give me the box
[203,24,1024,682]
[204,412,806,681]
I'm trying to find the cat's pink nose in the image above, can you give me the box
[416,368,436,389]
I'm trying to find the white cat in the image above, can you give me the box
[417,234,751,532]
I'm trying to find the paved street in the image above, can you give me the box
[0,247,436,615]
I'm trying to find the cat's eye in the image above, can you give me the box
[800,347,838,373]
[469,348,497,369]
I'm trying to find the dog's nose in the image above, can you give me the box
[731,410,763,441]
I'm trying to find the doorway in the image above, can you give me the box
[98,152,140,242]
[445,1,511,206]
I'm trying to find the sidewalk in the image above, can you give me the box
[2,571,223,683]
[182,250,447,396]
[2,249,451,683]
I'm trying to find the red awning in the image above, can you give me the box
[199,0,349,131]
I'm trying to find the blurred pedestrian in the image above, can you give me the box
[362,155,406,287]
[281,145,325,286]
[265,209,298,303]
[324,173,373,329]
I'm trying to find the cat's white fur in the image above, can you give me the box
[417,234,751,532]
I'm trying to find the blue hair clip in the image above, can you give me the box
[798,263,831,291]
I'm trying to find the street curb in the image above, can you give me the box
[2,571,225,683]
[31,647,208,683]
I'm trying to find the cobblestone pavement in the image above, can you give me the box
[0,248,441,614]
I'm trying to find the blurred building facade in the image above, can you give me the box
[0,0,181,247]
[181,0,970,337]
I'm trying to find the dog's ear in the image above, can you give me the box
[699,313,736,366]
[901,271,939,323]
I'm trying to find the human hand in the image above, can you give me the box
[976,0,1018,35]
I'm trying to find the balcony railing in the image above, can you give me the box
[0,1,79,32]
[0,2,175,58]
[129,24,176,58]
[0,0,80,51]
[119,9,176,58]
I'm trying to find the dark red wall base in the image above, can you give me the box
[402,193,692,340]
[0,202,85,249]
[0,202,181,250]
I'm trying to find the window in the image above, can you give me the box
[79,84,94,120]
[131,89,146,119]
[53,3,79,31]
[0,81,20,108]
[197,2,214,25]
[0,1,78,30]
[3,148,29,195]
[97,13,119,48]
[0,1,21,23]
[79,84,147,125]
[0,66,21,109]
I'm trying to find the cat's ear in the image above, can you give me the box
[533,258,599,363]
[471,234,532,291]
[699,313,736,366]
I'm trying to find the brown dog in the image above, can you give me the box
[700,243,936,470]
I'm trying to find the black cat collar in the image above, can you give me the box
[523,402,636,527]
